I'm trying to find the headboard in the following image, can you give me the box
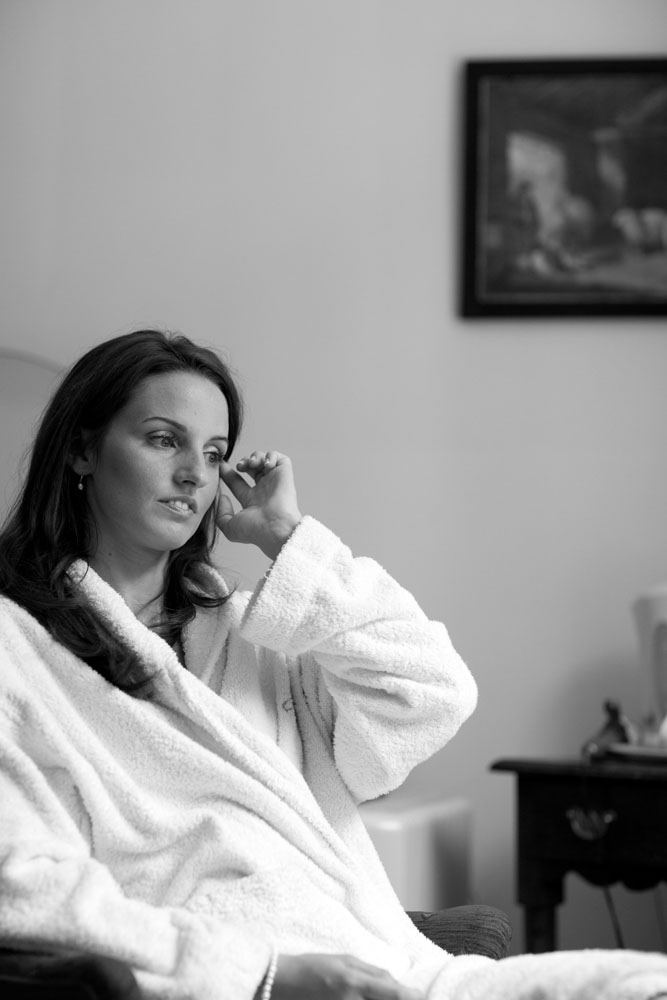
[0,350,62,518]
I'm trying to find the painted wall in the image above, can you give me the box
[2,0,667,953]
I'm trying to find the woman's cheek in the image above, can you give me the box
[202,486,219,518]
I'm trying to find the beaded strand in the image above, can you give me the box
[261,948,278,1000]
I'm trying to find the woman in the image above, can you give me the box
[1,330,666,1000]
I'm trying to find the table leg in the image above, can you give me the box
[524,904,556,953]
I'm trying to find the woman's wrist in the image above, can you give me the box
[261,514,303,561]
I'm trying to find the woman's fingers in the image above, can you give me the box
[363,981,424,1000]
[214,490,235,528]
[236,450,267,473]
[216,451,300,557]
[272,954,424,1000]
[218,461,252,505]
[235,451,282,476]
[342,958,423,1000]
[217,451,286,521]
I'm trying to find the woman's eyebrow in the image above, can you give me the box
[142,416,228,443]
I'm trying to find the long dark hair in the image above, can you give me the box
[0,330,244,697]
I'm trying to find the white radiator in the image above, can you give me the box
[359,792,471,912]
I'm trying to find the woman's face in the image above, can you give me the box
[80,371,229,565]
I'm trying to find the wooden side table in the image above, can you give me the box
[491,757,667,952]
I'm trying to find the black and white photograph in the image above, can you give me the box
[4,5,667,999]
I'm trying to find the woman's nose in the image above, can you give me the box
[176,451,208,487]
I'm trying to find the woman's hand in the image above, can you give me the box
[267,953,425,1000]
[215,451,302,560]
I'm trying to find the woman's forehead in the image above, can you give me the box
[123,372,229,428]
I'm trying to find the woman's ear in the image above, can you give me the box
[68,429,96,476]
[69,455,93,476]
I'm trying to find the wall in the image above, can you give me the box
[2,0,667,954]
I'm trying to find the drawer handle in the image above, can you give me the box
[566,807,617,841]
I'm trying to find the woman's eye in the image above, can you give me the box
[150,433,177,449]
[149,434,221,465]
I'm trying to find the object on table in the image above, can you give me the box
[581,699,638,761]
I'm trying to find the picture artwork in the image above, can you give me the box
[461,59,667,317]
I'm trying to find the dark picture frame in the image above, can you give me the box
[461,58,667,318]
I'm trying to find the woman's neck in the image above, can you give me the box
[88,550,168,622]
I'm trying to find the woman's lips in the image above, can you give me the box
[159,499,195,515]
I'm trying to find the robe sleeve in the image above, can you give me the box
[239,516,477,801]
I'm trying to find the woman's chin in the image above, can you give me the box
[140,522,200,556]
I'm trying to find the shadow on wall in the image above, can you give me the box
[0,351,62,518]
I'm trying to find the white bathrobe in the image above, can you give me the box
[2,516,667,1000]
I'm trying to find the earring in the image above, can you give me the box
[77,475,84,492]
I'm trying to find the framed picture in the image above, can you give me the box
[461,58,667,318]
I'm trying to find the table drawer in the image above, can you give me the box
[517,773,667,869]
